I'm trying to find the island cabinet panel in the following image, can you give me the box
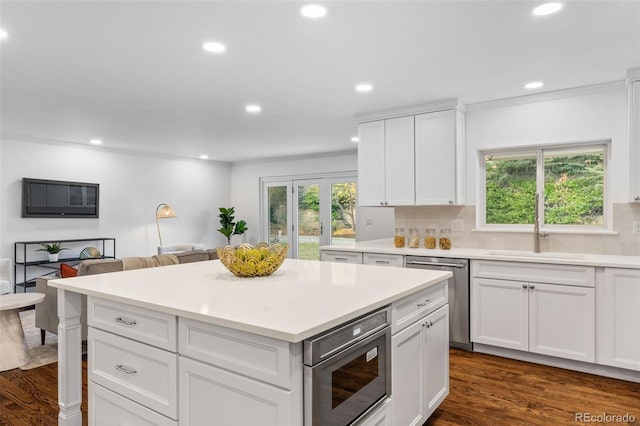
[391,286,449,425]
[320,250,363,264]
[355,398,392,426]
[597,268,640,371]
[88,327,178,419]
[178,318,297,389]
[179,356,296,426]
[391,280,447,335]
[90,382,177,426]
[88,297,177,351]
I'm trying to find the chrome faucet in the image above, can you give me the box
[534,193,549,253]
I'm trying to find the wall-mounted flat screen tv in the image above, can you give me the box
[22,178,100,218]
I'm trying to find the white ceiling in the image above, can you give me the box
[1,1,639,163]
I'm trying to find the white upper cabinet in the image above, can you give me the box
[415,109,465,205]
[629,68,640,202]
[358,116,415,206]
[357,100,465,207]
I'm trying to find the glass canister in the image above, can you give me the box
[424,228,436,249]
[439,228,452,250]
[408,228,420,248]
[394,228,406,248]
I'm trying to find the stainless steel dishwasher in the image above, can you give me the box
[405,256,472,351]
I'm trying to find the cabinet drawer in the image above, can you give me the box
[391,280,447,335]
[179,318,297,389]
[90,382,177,426]
[88,296,177,351]
[320,250,363,264]
[89,328,178,419]
[472,260,595,287]
[363,253,404,268]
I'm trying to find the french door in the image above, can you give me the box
[261,174,357,260]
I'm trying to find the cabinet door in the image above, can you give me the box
[358,121,386,206]
[630,80,640,202]
[528,282,595,362]
[179,357,295,426]
[391,320,425,426]
[320,250,363,264]
[384,116,415,205]
[423,305,449,419]
[471,278,528,351]
[597,268,640,371]
[414,110,457,205]
[363,252,404,268]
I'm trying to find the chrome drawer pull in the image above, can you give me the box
[114,316,137,326]
[375,260,390,264]
[334,257,349,261]
[115,364,137,375]
[416,298,432,307]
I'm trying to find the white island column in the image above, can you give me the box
[57,289,83,426]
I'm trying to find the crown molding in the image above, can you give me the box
[355,98,463,123]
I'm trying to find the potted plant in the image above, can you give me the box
[218,207,248,246]
[35,242,70,262]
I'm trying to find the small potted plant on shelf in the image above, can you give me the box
[35,242,70,262]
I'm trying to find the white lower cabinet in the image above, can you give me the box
[363,252,404,268]
[179,356,295,426]
[320,250,363,264]
[392,304,449,426]
[356,398,392,426]
[597,268,640,371]
[472,261,595,363]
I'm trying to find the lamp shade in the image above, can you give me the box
[156,204,177,219]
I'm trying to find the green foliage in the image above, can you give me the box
[485,153,604,226]
[34,242,69,254]
[217,207,248,245]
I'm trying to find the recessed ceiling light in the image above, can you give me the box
[351,136,359,143]
[202,42,226,53]
[89,139,102,145]
[0,29,8,40]
[300,4,327,19]
[355,83,373,93]
[199,154,209,160]
[524,81,544,90]
[245,104,261,113]
[532,2,563,16]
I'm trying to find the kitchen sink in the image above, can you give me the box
[485,250,585,260]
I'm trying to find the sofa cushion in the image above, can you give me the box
[123,257,159,270]
[153,254,179,266]
[207,249,219,260]
[78,259,124,276]
[60,263,78,278]
[175,250,210,264]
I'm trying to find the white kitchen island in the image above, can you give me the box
[50,258,451,426]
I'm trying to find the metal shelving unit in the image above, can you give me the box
[13,237,116,293]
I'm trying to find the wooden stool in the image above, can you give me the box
[0,293,45,371]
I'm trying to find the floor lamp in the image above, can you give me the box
[156,203,177,246]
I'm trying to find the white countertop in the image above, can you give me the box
[322,239,640,269]
[49,259,451,343]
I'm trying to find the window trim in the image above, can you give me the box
[476,140,612,234]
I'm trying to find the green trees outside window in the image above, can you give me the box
[484,146,605,227]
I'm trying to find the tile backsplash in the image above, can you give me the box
[394,203,640,256]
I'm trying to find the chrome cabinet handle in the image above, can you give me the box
[423,320,434,328]
[416,298,432,307]
[449,200,453,204]
[334,257,348,261]
[635,195,640,201]
[529,284,535,289]
[522,284,527,289]
[115,316,137,326]
[375,260,390,264]
[115,364,137,375]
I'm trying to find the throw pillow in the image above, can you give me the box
[60,263,78,278]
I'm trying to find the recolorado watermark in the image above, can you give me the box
[575,412,636,423]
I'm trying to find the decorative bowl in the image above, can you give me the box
[216,242,289,277]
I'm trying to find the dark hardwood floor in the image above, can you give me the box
[0,349,638,425]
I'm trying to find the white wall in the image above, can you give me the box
[465,83,628,202]
[0,139,231,260]
[230,151,394,244]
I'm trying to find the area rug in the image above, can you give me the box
[18,309,58,370]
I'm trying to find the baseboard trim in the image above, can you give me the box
[474,343,640,383]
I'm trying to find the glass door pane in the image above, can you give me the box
[296,181,321,260]
[330,181,357,248]
[267,185,289,245]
